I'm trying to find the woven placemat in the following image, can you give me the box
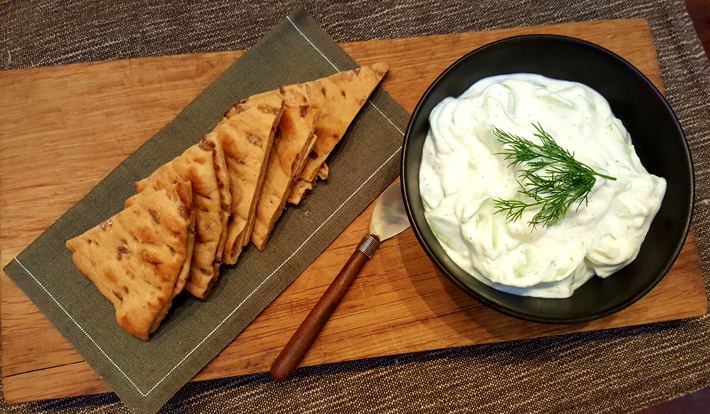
[2,0,709,413]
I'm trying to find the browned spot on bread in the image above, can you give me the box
[179,205,190,219]
[136,226,159,243]
[300,106,308,117]
[169,246,176,256]
[198,138,215,151]
[279,86,285,94]
[321,86,326,96]
[247,134,263,147]
[199,268,211,276]
[106,270,117,283]
[341,90,346,98]
[149,208,160,224]
[117,246,131,260]
[233,101,247,114]
[142,251,161,265]
[112,290,123,301]
[308,150,318,159]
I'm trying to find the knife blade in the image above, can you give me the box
[270,181,410,381]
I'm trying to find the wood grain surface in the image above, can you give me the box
[1,19,707,404]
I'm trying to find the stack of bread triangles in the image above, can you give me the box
[66,64,389,340]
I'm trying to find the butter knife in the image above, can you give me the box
[270,181,410,381]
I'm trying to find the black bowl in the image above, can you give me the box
[401,35,694,323]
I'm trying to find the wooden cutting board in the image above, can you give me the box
[1,18,707,404]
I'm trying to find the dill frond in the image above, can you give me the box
[492,123,616,228]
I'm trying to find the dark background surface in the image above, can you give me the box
[1,1,710,413]
[644,3,709,413]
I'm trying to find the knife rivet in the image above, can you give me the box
[357,234,380,258]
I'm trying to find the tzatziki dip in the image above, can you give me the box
[419,74,666,298]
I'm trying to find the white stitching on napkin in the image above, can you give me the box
[367,101,404,135]
[286,16,405,136]
[287,16,340,71]
[11,17,406,398]
[12,257,146,394]
[143,144,402,395]
[13,144,402,397]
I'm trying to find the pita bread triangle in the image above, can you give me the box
[287,63,389,204]
[213,92,284,264]
[66,182,195,340]
[125,184,197,333]
[251,83,319,250]
[203,132,232,267]
[131,138,226,299]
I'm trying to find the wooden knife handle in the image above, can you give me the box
[270,234,380,382]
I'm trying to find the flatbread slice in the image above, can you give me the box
[125,184,196,333]
[251,84,319,250]
[288,158,328,205]
[293,133,318,178]
[285,132,319,206]
[204,132,232,266]
[287,63,389,204]
[66,182,195,340]
[214,92,284,264]
[131,138,224,299]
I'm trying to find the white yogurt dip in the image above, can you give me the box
[419,74,666,298]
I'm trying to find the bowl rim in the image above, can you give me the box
[400,33,695,323]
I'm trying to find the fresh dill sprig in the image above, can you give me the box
[492,123,616,228]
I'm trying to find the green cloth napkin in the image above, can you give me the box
[2,8,407,413]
